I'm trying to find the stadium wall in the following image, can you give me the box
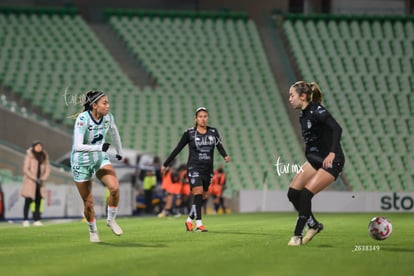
[2,182,133,220]
[0,145,72,184]
[239,190,414,212]
[0,108,72,160]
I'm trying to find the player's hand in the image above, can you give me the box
[224,156,230,163]
[116,154,122,161]
[323,152,335,169]
[161,166,167,175]
[102,143,111,152]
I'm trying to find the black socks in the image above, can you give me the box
[294,188,314,236]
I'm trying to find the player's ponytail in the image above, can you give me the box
[292,81,323,104]
[309,82,323,104]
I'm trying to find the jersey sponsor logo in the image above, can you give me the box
[195,135,218,147]
[91,134,104,144]
[88,125,107,131]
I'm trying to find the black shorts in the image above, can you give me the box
[187,170,213,192]
[306,153,345,179]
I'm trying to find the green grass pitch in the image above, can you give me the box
[1,212,413,276]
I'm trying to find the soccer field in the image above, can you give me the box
[1,212,413,276]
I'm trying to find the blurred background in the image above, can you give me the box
[0,0,413,218]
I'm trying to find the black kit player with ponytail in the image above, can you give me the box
[286,81,345,246]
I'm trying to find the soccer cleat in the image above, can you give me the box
[89,231,101,243]
[185,221,193,232]
[107,220,123,236]
[157,211,167,218]
[22,220,30,227]
[196,225,208,232]
[33,221,43,226]
[302,223,324,244]
[287,235,302,246]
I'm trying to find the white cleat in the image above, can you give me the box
[89,231,101,243]
[33,221,43,226]
[303,223,324,244]
[107,220,123,236]
[287,235,302,246]
[22,220,30,227]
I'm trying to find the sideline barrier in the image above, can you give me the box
[240,190,414,213]
[2,183,132,220]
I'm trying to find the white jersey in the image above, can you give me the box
[71,111,123,167]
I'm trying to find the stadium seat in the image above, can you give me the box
[283,15,414,192]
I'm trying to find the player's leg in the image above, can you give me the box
[194,176,211,231]
[288,162,316,209]
[295,169,335,244]
[96,164,123,236]
[219,195,226,214]
[287,162,321,227]
[76,180,100,242]
[212,195,219,214]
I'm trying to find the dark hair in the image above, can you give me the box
[292,81,323,104]
[31,141,46,162]
[194,106,208,127]
[83,91,105,111]
[32,140,42,148]
[195,106,208,116]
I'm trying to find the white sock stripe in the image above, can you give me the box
[189,205,196,217]
[107,206,118,221]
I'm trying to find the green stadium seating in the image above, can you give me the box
[0,8,306,192]
[283,15,414,192]
[0,11,137,125]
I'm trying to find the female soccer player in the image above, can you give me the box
[161,107,230,232]
[287,81,345,246]
[71,91,124,242]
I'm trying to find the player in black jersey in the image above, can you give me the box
[287,81,345,246]
[161,107,230,232]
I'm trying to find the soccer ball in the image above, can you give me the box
[368,216,392,240]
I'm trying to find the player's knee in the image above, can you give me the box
[83,197,94,209]
[301,188,314,201]
[108,186,119,196]
[287,187,301,202]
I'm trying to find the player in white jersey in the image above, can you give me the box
[71,91,124,243]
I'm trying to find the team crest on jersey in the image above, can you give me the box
[307,120,312,129]
[104,119,110,129]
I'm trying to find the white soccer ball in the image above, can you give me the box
[368,216,392,240]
